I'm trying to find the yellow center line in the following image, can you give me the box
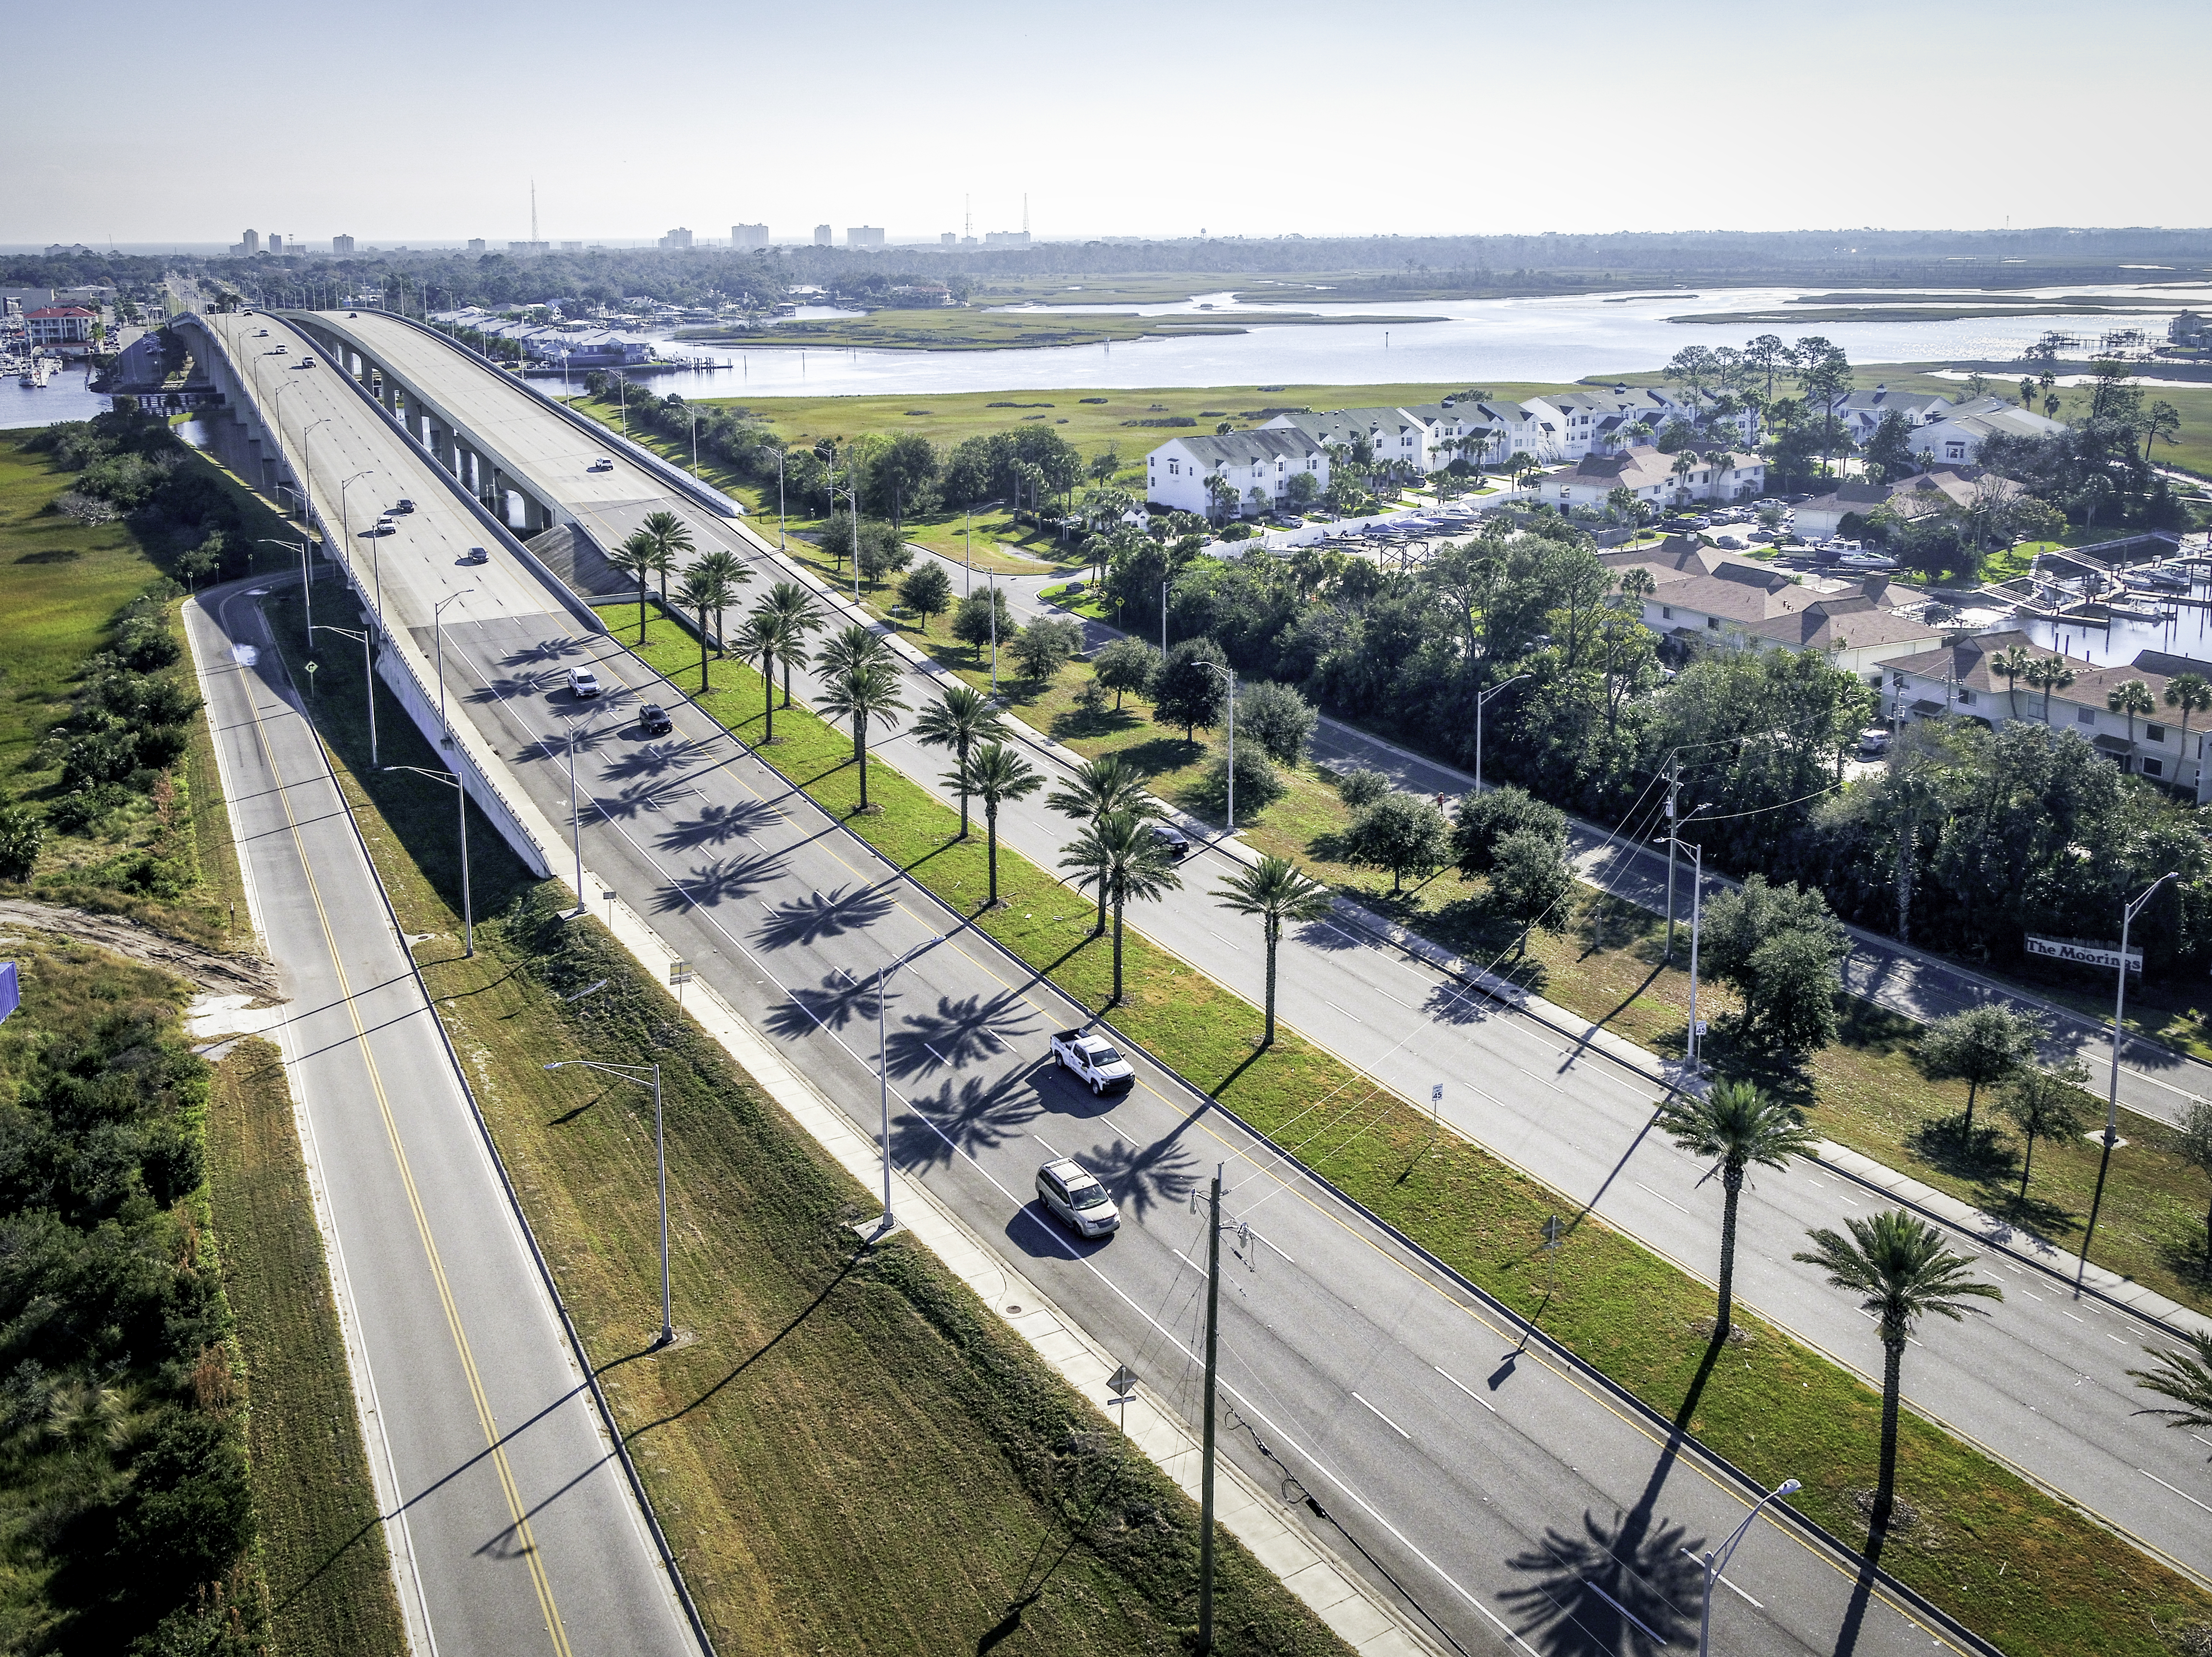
[233,606,573,1657]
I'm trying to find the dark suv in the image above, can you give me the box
[639,703,673,736]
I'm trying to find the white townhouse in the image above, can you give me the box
[1264,408,1442,473]
[1819,384,1953,445]
[1145,428,1330,518]
[1905,396,2066,466]
[1265,398,1561,470]
[1544,445,1765,511]
[1886,630,2212,801]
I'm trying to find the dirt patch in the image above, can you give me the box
[0,899,279,999]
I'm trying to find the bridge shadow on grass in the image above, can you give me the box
[756,883,896,949]
[766,973,882,1040]
[653,852,786,912]
[883,991,1039,1078]
[894,1071,1043,1172]
[654,798,783,852]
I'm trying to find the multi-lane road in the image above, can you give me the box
[184,574,694,1657]
[201,302,2209,1651]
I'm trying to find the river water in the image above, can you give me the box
[6,280,2200,429]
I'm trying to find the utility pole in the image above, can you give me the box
[1664,757,1682,964]
[1199,1163,1222,1653]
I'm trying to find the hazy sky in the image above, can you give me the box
[10,0,2201,248]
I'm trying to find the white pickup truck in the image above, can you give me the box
[1050,1028,1134,1095]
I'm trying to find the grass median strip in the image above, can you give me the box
[271,584,1349,1657]
[618,605,2212,1657]
[205,1037,408,1657]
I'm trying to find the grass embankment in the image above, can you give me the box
[269,585,1346,1657]
[678,306,1445,354]
[0,433,291,945]
[612,603,2212,1657]
[205,1038,408,1657]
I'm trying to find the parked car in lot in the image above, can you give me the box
[1859,726,1893,757]
[1050,1028,1135,1095]
[1035,1156,1119,1239]
[567,666,602,699]
[1714,534,1747,550]
[638,702,672,736]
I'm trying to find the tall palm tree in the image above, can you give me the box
[637,510,695,604]
[1059,809,1184,1005]
[730,610,779,741]
[610,531,662,644]
[816,656,907,813]
[689,549,751,654]
[2108,678,2156,756]
[913,685,1010,840]
[1659,1081,1817,1342]
[2025,654,2076,725]
[1793,1210,2002,1533]
[955,741,1043,909]
[1212,855,1334,1046]
[1989,645,2031,721]
[1046,755,1160,934]
[673,568,729,692]
[2165,673,2212,787]
[2129,1331,2212,1455]
[815,619,893,679]
[763,581,827,708]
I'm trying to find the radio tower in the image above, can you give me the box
[1022,193,1029,236]
[964,194,972,241]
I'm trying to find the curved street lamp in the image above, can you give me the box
[382,764,472,956]
[1696,1478,1801,1656]
[1475,671,1529,794]
[2081,870,2182,1278]
[1195,658,1238,831]
[542,1059,671,1347]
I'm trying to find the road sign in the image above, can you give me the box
[1694,1020,1708,1038]
[1541,1214,1565,1248]
[1107,1364,1137,1397]
[1431,1084,1445,1105]
[667,959,694,985]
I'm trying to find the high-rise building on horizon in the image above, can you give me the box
[267,233,282,255]
[467,238,486,256]
[733,223,768,249]
[237,228,259,256]
[509,241,549,255]
[561,240,583,252]
[846,226,884,250]
[658,227,694,250]
[813,224,832,246]
[332,234,354,255]
[941,231,956,245]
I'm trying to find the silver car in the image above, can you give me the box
[1036,1157,1120,1239]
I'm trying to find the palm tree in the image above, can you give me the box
[1046,755,1160,934]
[914,685,1010,840]
[1989,645,2031,721]
[2165,672,2212,787]
[730,610,779,741]
[1659,1081,1817,1342]
[689,549,751,654]
[1793,1210,2002,1533]
[763,581,826,708]
[816,655,907,813]
[1059,809,1184,1005]
[815,619,893,679]
[2108,678,2156,757]
[610,531,663,644]
[2024,654,2076,724]
[1669,449,1696,506]
[956,741,1042,909]
[1212,855,1334,1046]
[672,568,729,692]
[2129,1331,2212,1456]
[637,510,695,604]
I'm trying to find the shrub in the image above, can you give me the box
[1090,637,1159,709]
[0,803,42,880]
[1235,680,1318,767]
[1220,522,1254,542]
[54,490,119,525]
[1190,743,1285,816]
[1333,767,1391,810]
[1344,792,1450,894]
[1452,785,1567,877]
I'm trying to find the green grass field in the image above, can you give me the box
[267,585,1348,1657]
[608,603,2212,1657]
[680,305,1445,354]
[206,1038,408,1657]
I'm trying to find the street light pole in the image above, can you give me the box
[1475,672,1529,795]
[383,765,473,955]
[258,538,310,642]
[2082,870,2180,1279]
[871,934,944,1237]
[542,1060,671,1346]
[1697,1478,1801,1657]
[338,469,374,587]
[310,625,377,765]
[564,714,598,914]
[433,590,475,747]
[1199,1161,1224,1652]
[1197,661,1237,831]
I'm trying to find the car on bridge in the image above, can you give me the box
[638,703,672,736]
[463,546,489,565]
[1050,1029,1134,1095]
[1035,1157,1119,1239]
[392,499,416,514]
[587,458,614,473]
[567,666,603,699]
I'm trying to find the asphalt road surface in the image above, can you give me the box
[186,575,694,1657]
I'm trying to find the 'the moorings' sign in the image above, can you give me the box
[2026,935,2142,972]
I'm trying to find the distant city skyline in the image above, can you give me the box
[6,0,2201,245]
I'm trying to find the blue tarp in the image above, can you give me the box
[0,961,17,1026]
